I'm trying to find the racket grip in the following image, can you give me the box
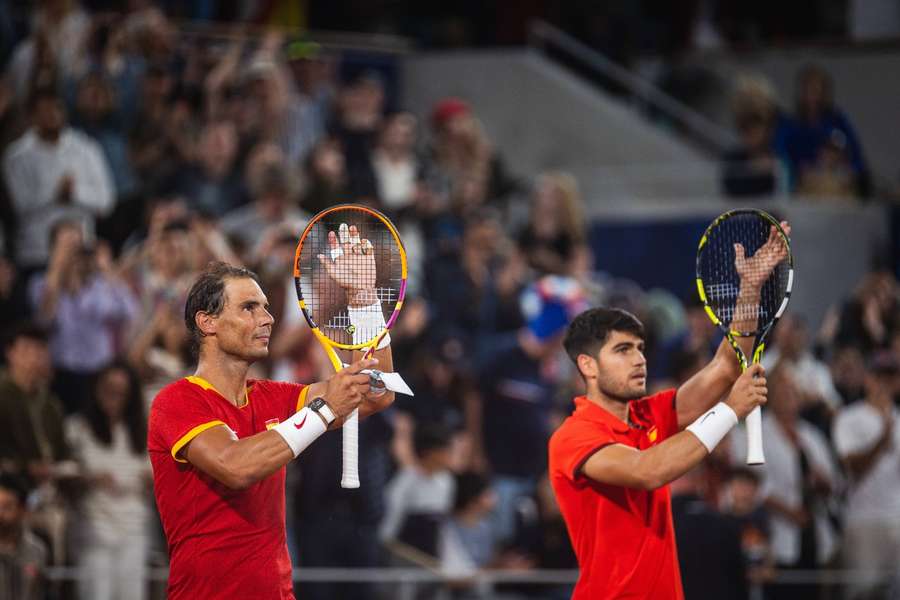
[745,406,765,465]
[341,408,360,488]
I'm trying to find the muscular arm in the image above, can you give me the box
[581,432,709,491]
[676,284,759,429]
[676,338,743,429]
[182,425,299,491]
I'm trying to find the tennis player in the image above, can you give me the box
[148,261,394,599]
[549,223,790,599]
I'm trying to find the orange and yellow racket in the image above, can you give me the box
[294,204,407,488]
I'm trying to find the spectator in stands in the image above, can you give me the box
[422,97,517,214]
[70,70,137,200]
[0,474,47,600]
[65,362,151,600]
[371,112,419,212]
[517,172,589,276]
[735,365,840,600]
[830,345,867,405]
[440,471,498,576]
[329,70,386,201]
[502,473,577,599]
[762,314,842,434]
[299,136,349,215]
[783,64,869,196]
[479,275,588,544]
[222,162,307,258]
[722,75,789,197]
[835,269,900,355]
[129,63,189,195]
[29,219,139,412]
[0,322,69,484]
[671,466,748,600]
[173,119,243,217]
[0,322,73,567]
[832,351,900,600]
[796,128,860,200]
[380,422,455,557]
[2,86,114,271]
[293,388,393,600]
[6,1,91,104]
[652,297,719,382]
[720,467,776,591]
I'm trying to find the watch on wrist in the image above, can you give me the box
[309,397,336,425]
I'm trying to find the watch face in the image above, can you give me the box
[310,398,326,411]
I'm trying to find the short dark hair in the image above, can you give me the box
[29,86,62,111]
[453,471,490,512]
[3,321,49,351]
[563,307,644,367]
[184,262,261,356]
[0,473,29,505]
[413,422,452,459]
[727,466,761,486]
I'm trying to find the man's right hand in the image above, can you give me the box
[56,174,74,204]
[725,363,768,419]
[321,357,379,425]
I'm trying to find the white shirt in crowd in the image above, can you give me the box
[833,403,900,522]
[762,349,843,409]
[3,128,114,267]
[732,417,841,565]
[379,466,455,543]
[372,151,416,210]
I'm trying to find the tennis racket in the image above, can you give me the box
[294,204,407,488]
[696,208,792,465]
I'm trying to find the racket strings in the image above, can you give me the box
[699,214,790,334]
[297,209,403,346]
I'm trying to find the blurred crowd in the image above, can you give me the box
[0,3,898,600]
[721,65,871,202]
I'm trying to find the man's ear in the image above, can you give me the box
[577,353,598,380]
[195,311,217,337]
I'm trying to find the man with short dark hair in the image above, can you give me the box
[549,221,789,599]
[2,87,113,269]
[0,322,68,484]
[0,474,48,600]
[149,260,394,599]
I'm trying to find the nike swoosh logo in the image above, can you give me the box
[294,414,308,429]
[700,411,716,424]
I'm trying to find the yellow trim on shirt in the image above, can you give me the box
[171,420,227,463]
[297,386,310,412]
[185,376,249,408]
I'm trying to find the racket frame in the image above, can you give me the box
[292,203,408,488]
[695,208,793,465]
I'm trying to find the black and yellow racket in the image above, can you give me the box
[696,208,792,465]
[294,204,407,488]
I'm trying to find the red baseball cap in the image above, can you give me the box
[430,97,470,129]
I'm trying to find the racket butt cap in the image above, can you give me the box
[341,477,360,489]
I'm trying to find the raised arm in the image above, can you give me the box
[583,365,767,490]
[182,358,375,490]
[676,221,790,428]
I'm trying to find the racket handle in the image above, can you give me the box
[745,406,765,465]
[341,408,360,488]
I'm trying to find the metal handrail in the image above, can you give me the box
[45,566,899,585]
[527,19,736,154]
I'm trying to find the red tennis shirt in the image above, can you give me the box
[548,389,683,600]
[148,376,308,600]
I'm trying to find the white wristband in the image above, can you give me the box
[272,408,327,458]
[347,302,388,347]
[686,402,738,453]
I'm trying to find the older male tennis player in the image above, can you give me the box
[148,262,393,599]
